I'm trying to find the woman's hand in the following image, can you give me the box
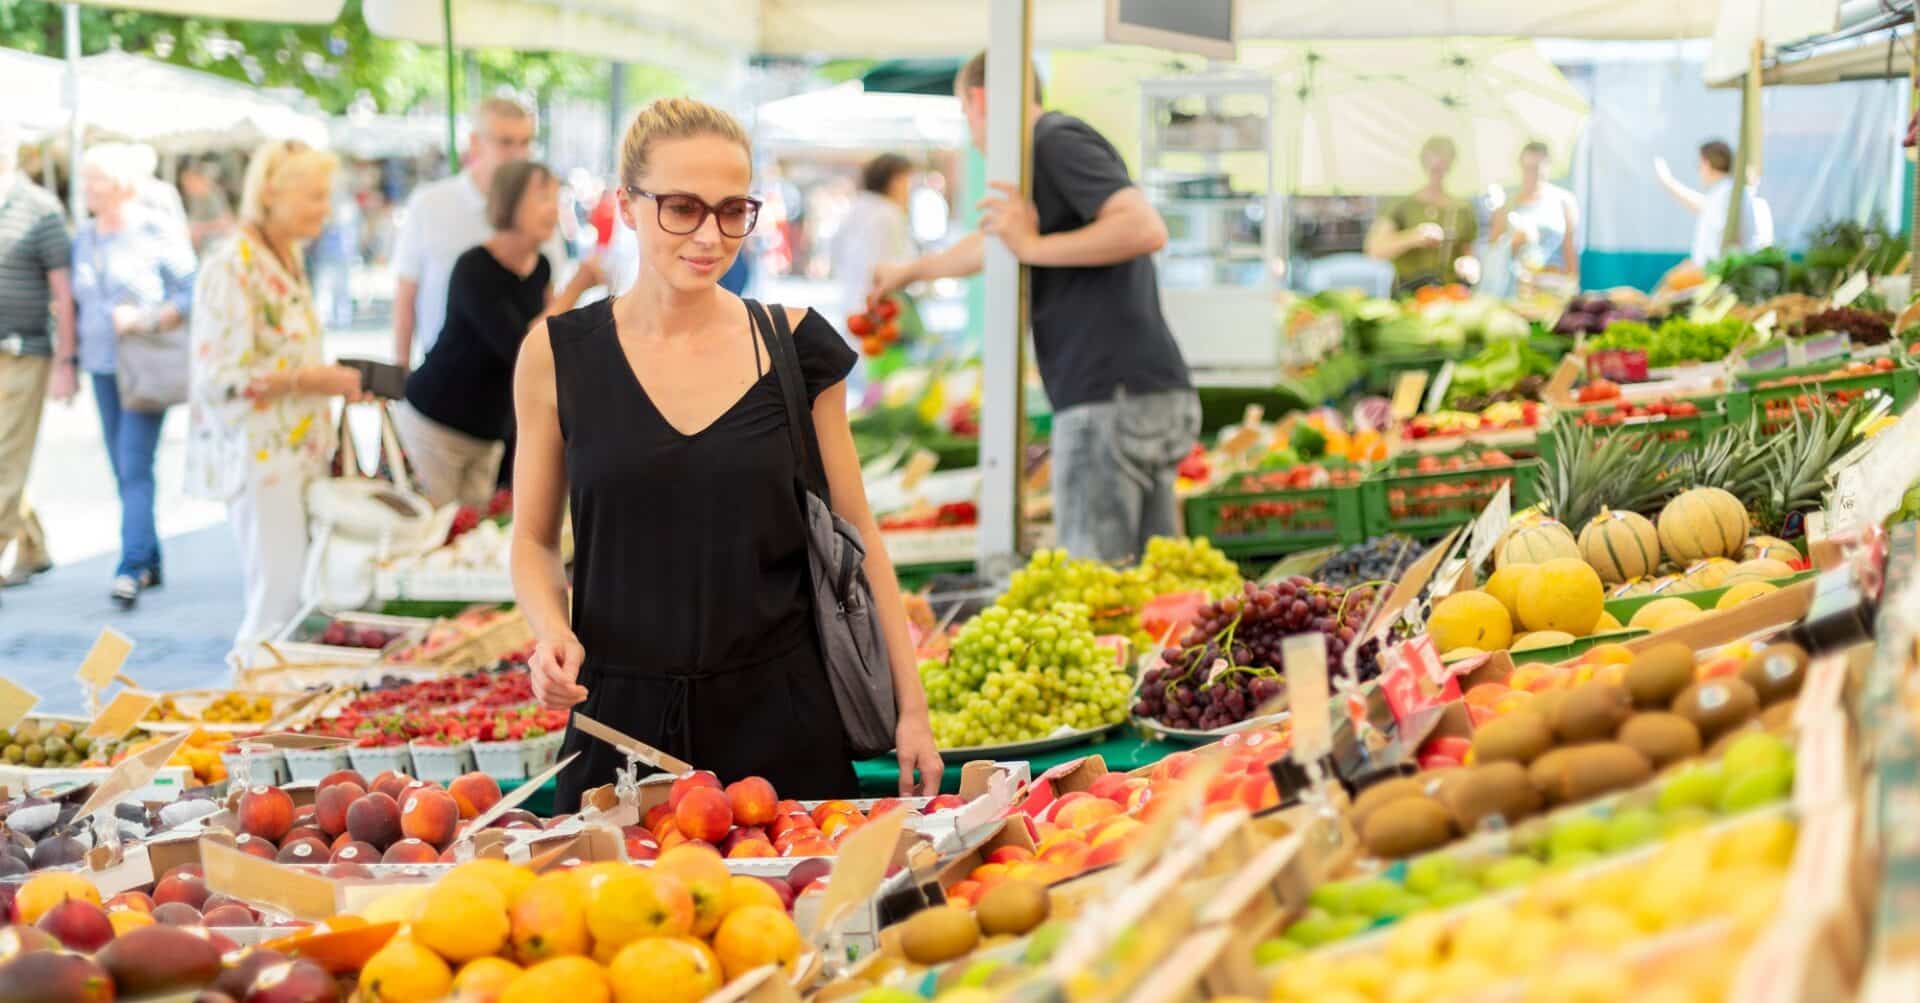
[894,711,943,797]
[531,634,589,709]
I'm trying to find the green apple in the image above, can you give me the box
[1404,854,1466,896]
[1657,764,1726,814]
[1602,808,1662,852]
[1721,732,1793,778]
[1254,938,1302,966]
[1548,815,1608,860]
[1427,880,1482,908]
[1718,763,1794,814]
[1483,856,1545,889]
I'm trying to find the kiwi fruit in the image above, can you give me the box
[1361,795,1456,859]
[974,879,1049,937]
[1554,743,1653,803]
[1471,709,1554,766]
[1671,677,1761,743]
[1761,699,1798,732]
[1529,688,1569,727]
[1527,747,1578,804]
[1349,776,1426,834]
[1616,712,1702,769]
[1445,762,1541,831]
[1550,682,1634,743]
[900,903,982,965]
[1740,643,1809,705]
[1624,643,1695,709]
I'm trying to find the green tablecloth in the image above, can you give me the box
[496,733,1186,815]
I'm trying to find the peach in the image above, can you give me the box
[1085,839,1132,869]
[818,812,859,839]
[1057,798,1120,832]
[925,794,965,811]
[1090,817,1144,848]
[725,777,779,828]
[330,841,379,864]
[768,813,815,841]
[400,787,459,847]
[1149,751,1198,784]
[1237,776,1280,812]
[282,825,328,848]
[448,773,503,820]
[867,797,906,818]
[238,785,296,843]
[946,880,982,906]
[667,771,722,811]
[201,904,257,928]
[651,815,681,843]
[345,792,403,849]
[1125,785,1154,813]
[785,859,831,893]
[1086,774,1132,803]
[985,846,1034,865]
[775,799,805,817]
[659,828,690,851]
[368,770,413,802]
[1463,682,1511,707]
[318,769,367,791]
[969,863,1010,886]
[151,903,202,926]
[314,783,363,837]
[780,836,834,858]
[1040,792,1091,824]
[726,840,777,859]
[106,892,153,914]
[275,838,330,866]
[674,787,733,844]
[772,829,810,854]
[625,834,660,861]
[381,839,439,864]
[1039,841,1090,872]
[1493,692,1536,717]
[152,874,210,911]
[1467,703,1498,727]
[808,800,858,827]
[719,828,770,855]
[643,803,674,832]
[232,835,277,860]
[1203,774,1242,806]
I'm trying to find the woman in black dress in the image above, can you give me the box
[513,98,942,810]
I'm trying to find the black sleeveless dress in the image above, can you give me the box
[547,297,861,812]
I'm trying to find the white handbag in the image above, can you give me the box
[301,402,450,609]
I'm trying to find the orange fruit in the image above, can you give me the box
[359,936,454,1003]
[606,937,723,1003]
[725,876,784,915]
[711,905,803,981]
[655,844,731,937]
[412,880,509,963]
[501,957,608,1003]
[450,957,523,1003]
[508,872,589,964]
[585,868,695,948]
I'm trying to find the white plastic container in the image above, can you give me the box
[283,746,351,784]
[471,732,563,781]
[219,750,288,788]
[347,744,413,779]
[407,740,476,784]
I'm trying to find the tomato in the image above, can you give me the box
[848,313,874,336]
[861,335,884,356]
[876,298,900,321]
[877,322,901,343]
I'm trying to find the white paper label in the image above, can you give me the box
[1285,633,1331,764]
[1832,270,1870,308]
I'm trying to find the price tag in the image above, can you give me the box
[1422,361,1455,414]
[1284,633,1330,764]
[571,713,693,775]
[899,449,938,492]
[1833,270,1870,308]
[813,807,908,936]
[0,678,39,733]
[1751,309,1778,343]
[1462,482,1513,576]
[83,690,157,742]
[72,730,188,822]
[1390,372,1428,421]
[1828,400,1920,532]
[74,629,133,692]
[1378,637,1461,723]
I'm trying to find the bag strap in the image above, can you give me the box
[746,300,831,505]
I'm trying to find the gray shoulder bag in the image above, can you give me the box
[746,300,899,758]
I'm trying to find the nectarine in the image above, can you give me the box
[725,777,778,828]
[345,792,402,849]
[381,838,439,864]
[667,771,721,811]
[314,783,363,838]
[237,786,295,843]
[675,787,733,844]
[399,787,459,847]
[448,773,503,820]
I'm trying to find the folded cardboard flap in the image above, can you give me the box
[74,730,191,822]
[202,837,342,922]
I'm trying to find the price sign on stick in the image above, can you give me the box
[83,690,158,742]
[0,678,38,733]
[571,713,694,775]
[812,807,907,937]
[74,628,133,692]
[73,730,189,823]
[1390,372,1428,421]
[1285,634,1331,764]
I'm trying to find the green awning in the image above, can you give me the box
[861,58,962,96]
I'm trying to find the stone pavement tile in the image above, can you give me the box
[0,524,240,714]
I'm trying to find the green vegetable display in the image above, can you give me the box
[1588,316,1750,368]
[1444,339,1558,406]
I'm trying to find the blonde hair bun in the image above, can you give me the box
[619,97,750,188]
[239,139,338,226]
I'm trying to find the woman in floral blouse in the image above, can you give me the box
[187,139,366,648]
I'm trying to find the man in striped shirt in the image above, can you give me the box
[0,120,76,592]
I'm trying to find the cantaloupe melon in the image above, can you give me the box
[1717,581,1779,609]
[1742,536,1801,564]
[1496,520,1580,569]
[1724,558,1795,585]
[1516,558,1605,635]
[1609,579,1656,599]
[1657,488,1750,562]
[1511,631,1578,652]
[1629,597,1705,632]
[1679,558,1738,591]
[1429,591,1513,654]
[1578,508,1661,585]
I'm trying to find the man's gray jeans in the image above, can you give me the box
[1051,388,1202,562]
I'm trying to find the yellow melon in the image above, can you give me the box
[1440,646,1487,664]
[1716,581,1779,610]
[1428,591,1513,654]
[1657,488,1750,562]
[1724,558,1795,585]
[1511,631,1578,652]
[1679,558,1738,591]
[1578,508,1661,584]
[1594,611,1623,633]
[1742,536,1801,564]
[1496,520,1580,569]
[1609,579,1655,599]
[1515,558,1605,636]
[1628,597,1705,632]
[1483,566,1530,629]
[1645,575,1684,595]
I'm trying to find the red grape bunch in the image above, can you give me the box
[1133,576,1380,732]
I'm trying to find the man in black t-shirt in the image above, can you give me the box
[872,53,1198,563]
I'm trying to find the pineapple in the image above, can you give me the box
[1539,419,1679,530]
[1751,400,1869,535]
[1675,417,1772,513]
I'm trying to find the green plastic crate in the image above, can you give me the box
[1508,628,1650,665]
[1538,394,1733,467]
[1602,569,1817,624]
[1735,363,1918,431]
[1360,453,1541,541]
[1182,481,1365,560]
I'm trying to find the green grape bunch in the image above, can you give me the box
[994,549,1150,639]
[918,602,1134,748]
[1132,536,1244,600]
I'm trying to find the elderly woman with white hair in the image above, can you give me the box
[187,139,366,646]
[71,142,197,610]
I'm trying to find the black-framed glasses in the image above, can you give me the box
[626,187,763,238]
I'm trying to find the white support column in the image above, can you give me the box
[64,3,82,226]
[976,0,1033,576]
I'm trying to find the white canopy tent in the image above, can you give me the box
[753,82,966,151]
[65,0,342,19]
[73,52,329,152]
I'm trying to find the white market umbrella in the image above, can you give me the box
[75,52,329,153]
[1241,39,1591,197]
[0,47,70,138]
[62,0,343,21]
[754,82,966,152]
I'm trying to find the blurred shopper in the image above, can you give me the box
[181,160,235,255]
[0,120,75,594]
[831,153,914,333]
[872,55,1196,563]
[1655,139,1765,266]
[188,140,368,647]
[392,97,568,368]
[1488,141,1579,287]
[72,144,197,610]
[394,161,601,509]
[309,184,360,328]
[1365,136,1481,293]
